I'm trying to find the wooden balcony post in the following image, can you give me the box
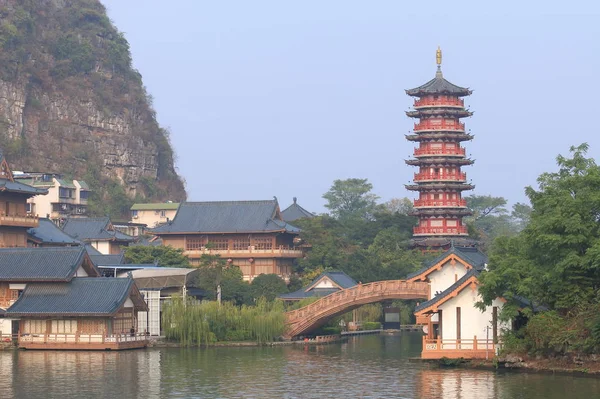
[436,336,441,350]
[473,335,478,351]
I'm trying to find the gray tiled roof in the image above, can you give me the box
[84,244,102,256]
[89,253,125,266]
[62,217,135,242]
[406,70,472,97]
[6,278,136,316]
[406,246,487,280]
[27,218,81,245]
[152,200,301,234]
[281,198,315,222]
[279,271,357,300]
[0,247,92,281]
[0,178,48,196]
[415,269,480,312]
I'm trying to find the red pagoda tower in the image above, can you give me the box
[405,48,474,249]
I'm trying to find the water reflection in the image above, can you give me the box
[0,334,598,398]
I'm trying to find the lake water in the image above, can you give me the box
[0,332,599,398]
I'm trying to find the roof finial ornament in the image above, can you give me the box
[436,46,443,78]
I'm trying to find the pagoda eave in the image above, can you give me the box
[405,183,475,191]
[405,133,473,142]
[405,158,474,166]
[410,237,478,248]
[410,208,473,217]
[406,109,472,118]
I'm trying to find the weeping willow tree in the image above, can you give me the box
[161,296,286,346]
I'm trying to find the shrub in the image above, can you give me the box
[361,322,381,331]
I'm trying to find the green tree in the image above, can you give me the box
[124,245,190,267]
[250,274,289,302]
[194,254,228,300]
[323,178,379,220]
[480,144,600,313]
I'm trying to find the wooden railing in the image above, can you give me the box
[413,226,468,235]
[413,199,467,208]
[414,97,464,108]
[285,280,429,338]
[414,172,466,182]
[185,246,304,256]
[422,336,499,359]
[0,213,39,227]
[414,147,466,157]
[18,332,149,344]
[414,122,465,132]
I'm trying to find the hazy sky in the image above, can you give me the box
[103,0,599,213]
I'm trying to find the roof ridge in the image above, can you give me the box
[182,200,277,205]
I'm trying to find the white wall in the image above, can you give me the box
[75,265,88,277]
[314,277,335,289]
[92,241,111,255]
[427,258,468,298]
[439,286,507,341]
[138,290,160,336]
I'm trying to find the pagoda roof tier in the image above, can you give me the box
[406,70,472,97]
[405,158,474,167]
[405,133,473,142]
[405,183,474,191]
[410,237,478,248]
[406,109,472,118]
[410,208,473,217]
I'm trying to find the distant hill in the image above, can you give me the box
[0,0,186,217]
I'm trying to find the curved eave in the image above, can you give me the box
[410,208,473,217]
[406,158,474,166]
[406,110,473,118]
[405,183,475,191]
[405,133,474,142]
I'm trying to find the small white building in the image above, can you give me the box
[130,202,179,228]
[409,246,508,359]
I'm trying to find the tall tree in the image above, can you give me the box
[322,178,379,220]
[479,144,600,313]
[124,245,190,267]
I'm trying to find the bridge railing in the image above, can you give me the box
[286,280,429,324]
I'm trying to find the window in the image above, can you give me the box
[446,220,458,227]
[160,210,166,218]
[131,210,138,218]
[186,238,204,250]
[456,307,461,340]
[25,203,32,213]
[23,320,46,334]
[206,239,228,250]
[430,143,442,149]
[80,191,89,200]
[430,220,443,227]
[59,187,72,199]
[233,239,250,250]
[254,238,273,250]
[51,320,77,334]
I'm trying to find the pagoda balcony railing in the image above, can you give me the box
[414,147,466,157]
[413,199,467,208]
[414,98,464,108]
[0,213,39,228]
[414,172,467,182]
[413,226,468,235]
[414,122,465,132]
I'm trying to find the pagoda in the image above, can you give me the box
[405,48,475,249]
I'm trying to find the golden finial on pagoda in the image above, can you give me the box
[436,46,442,66]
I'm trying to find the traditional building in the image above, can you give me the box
[13,172,90,221]
[0,153,47,248]
[281,198,315,223]
[130,202,180,228]
[409,245,507,359]
[152,199,303,281]
[61,217,135,255]
[27,218,81,247]
[279,271,357,302]
[405,48,475,249]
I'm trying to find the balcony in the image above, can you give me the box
[414,172,466,182]
[18,332,148,351]
[413,199,467,208]
[413,226,468,236]
[414,97,464,108]
[414,147,466,157]
[0,213,39,228]
[184,245,304,259]
[414,121,465,132]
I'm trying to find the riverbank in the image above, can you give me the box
[413,354,600,378]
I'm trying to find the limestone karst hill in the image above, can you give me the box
[0,0,186,217]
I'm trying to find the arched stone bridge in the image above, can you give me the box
[284,280,429,339]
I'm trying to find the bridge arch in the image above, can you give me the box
[284,280,429,339]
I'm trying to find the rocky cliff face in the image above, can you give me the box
[0,0,186,210]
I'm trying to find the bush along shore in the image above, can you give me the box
[161,297,286,346]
